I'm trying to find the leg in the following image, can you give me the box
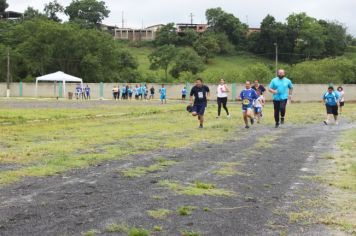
[217,98,222,117]
[280,99,288,123]
[273,100,280,125]
[222,97,229,115]
[243,111,249,127]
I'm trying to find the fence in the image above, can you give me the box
[1,82,356,102]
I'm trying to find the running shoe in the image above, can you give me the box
[245,125,250,129]
[281,117,285,125]
[275,123,280,128]
[227,115,231,118]
[199,124,203,129]
[323,121,328,125]
[250,118,254,125]
[335,121,339,125]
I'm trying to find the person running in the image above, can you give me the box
[254,90,265,123]
[138,84,144,100]
[181,87,187,100]
[159,84,167,104]
[323,86,340,125]
[252,80,266,94]
[337,86,345,114]
[216,79,230,118]
[240,81,258,129]
[190,78,210,129]
[121,85,126,100]
[144,85,149,101]
[84,85,91,100]
[149,86,155,100]
[268,69,293,128]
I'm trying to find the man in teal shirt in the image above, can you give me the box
[323,86,340,125]
[268,69,293,128]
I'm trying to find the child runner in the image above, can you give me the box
[216,79,230,118]
[128,86,133,100]
[190,78,210,129]
[240,81,258,129]
[144,85,148,101]
[75,85,82,100]
[181,87,187,100]
[337,86,345,114]
[149,86,155,100]
[323,86,340,125]
[254,90,265,123]
[134,84,140,100]
[159,84,167,104]
[112,86,119,100]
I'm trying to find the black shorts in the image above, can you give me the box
[192,103,207,116]
[339,102,344,107]
[326,105,338,116]
[182,95,186,99]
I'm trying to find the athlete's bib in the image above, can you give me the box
[242,99,250,105]
[198,92,204,99]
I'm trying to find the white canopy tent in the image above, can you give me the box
[35,71,83,97]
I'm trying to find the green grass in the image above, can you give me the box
[177,206,197,216]
[180,230,201,236]
[147,209,171,219]
[317,129,356,233]
[159,180,235,197]
[1,102,356,186]
[128,227,150,236]
[105,223,129,233]
[121,158,177,178]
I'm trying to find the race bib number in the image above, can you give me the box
[242,99,250,105]
[198,92,204,99]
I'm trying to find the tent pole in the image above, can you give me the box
[35,79,38,97]
[63,80,66,98]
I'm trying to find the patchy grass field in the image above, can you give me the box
[0,100,355,186]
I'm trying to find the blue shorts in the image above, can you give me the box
[242,104,253,112]
[254,107,262,113]
[192,103,206,115]
[160,95,166,100]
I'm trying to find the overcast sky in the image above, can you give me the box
[7,0,356,36]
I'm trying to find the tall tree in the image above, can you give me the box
[205,7,248,47]
[149,45,177,81]
[0,0,8,13]
[170,48,205,78]
[154,23,178,46]
[44,0,64,22]
[65,0,110,27]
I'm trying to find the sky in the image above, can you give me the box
[7,0,356,36]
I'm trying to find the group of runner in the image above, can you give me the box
[188,69,345,129]
[75,85,91,100]
[110,84,168,103]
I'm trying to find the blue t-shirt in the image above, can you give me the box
[269,77,293,101]
[160,88,167,96]
[121,87,126,93]
[240,89,258,107]
[182,89,187,95]
[84,87,90,93]
[323,91,340,106]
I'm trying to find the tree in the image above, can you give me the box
[170,48,205,78]
[154,23,178,46]
[149,45,177,81]
[65,0,110,27]
[193,33,220,63]
[0,0,8,13]
[319,20,347,57]
[178,29,199,46]
[205,7,248,47]
[44,0,64,22]
[23,7,46,20]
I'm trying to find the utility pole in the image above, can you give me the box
[189,13,194,25]
[121,11,124,28]
[6,47,10,98]
[275,43,278,76]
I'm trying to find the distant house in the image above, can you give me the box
[176,23,208,35]
[0,11,23,20]
[113,24,164,41]
[247,28,261,35]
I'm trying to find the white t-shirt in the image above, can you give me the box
[339,91,345,102]
[217,84,228,98]
[254,95,265,108]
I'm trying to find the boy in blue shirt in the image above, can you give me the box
[240,81,258,129]
[84,85,91,100]
[323,86,340,125]
[268,69,293,128]
[159,84,167,104]
[182,87,187,100]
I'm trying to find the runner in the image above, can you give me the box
[216,79,230,118]
[75,85,83,100]
[159,84,167,104]
[134,84,140,100]
[112,86,119,100]
[84,85,91,100]
[149,86,155,100]
[181,87,187,100]
[128,86,133,100]
[121,85,126,100]
[337,86,345,115]
[268,69,293,128]
[323,86,340,125]
[139,84,144,100]
[252,80,266,94]
[190,78,210,129]
[254,90,265,123]
[144,85,149,101]
[240,81,258,129]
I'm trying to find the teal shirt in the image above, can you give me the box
[269,77,293,101]
[323,91,340,106]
